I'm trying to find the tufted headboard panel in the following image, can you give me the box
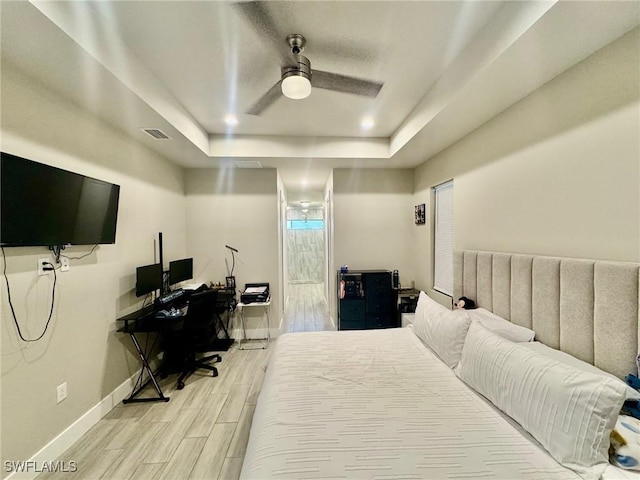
[454,250,639,379]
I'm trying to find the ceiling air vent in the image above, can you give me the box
[235,160,263,168]
[141,128,171,140]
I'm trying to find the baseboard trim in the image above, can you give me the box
[4,370,142,480]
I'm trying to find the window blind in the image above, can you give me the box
[434,180,453,296]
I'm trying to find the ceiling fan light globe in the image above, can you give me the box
[282,75,311,99]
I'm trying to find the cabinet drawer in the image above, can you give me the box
[365,314,397,329]
[339,318,366,330]
[366,298,393,314]
[340,299,365,320]
[363,273,391,293]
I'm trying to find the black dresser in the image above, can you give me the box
[337,270,399,330]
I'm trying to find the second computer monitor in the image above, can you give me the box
[169,258,193,285]
[135,263,163,297]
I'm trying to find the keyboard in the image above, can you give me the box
[157,289,185,306]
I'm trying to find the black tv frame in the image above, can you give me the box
[0,152,120,248]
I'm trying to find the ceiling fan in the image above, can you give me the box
[235,2,384,116]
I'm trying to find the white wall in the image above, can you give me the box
[324,173,335,321]
[1,64,188,471]
[413,27,640,300]
[277,173,287,329]
[333,168,415,299]
[183,168,281,336]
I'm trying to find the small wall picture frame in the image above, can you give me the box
[226,276,236,289]
[415,204,426,225]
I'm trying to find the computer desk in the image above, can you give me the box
[117,305,185,403]
[117,290,236,403]
[210,288,236,348]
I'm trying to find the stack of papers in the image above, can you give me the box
[245,286,268,294]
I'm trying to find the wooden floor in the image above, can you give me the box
[37,283,332,480]
[282,283,335,333]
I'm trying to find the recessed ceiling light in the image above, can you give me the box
[301,179,308,186]
[224,114,238,127]
[361,117,375,130]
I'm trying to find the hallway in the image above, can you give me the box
[282,283,335,333]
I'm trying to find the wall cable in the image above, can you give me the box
[62,243,98,260]
[2,247,57,342]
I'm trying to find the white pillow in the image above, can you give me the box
[464,308,535,342]
[521,342,640,400]
[412,291,430,328]
[413,292,471,368]
[456,321,627,479]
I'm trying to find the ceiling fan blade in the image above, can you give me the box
[312,70,383,98]
[232,1,293,64]
[246,80,282,115]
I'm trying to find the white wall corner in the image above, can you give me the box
[4,370,147,480]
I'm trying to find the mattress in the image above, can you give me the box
[240,328,586,479]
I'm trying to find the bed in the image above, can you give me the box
[240,251,640,479]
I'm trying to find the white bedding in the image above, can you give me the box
[241,328,587,479]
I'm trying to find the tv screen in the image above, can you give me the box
[136,263,163,297]
[0,152,120,247]
[169,258,193,285]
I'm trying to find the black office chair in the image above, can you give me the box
[175,289,222,390]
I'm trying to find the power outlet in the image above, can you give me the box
[38,258,51,276]
[56,382,67,404]
[60,257,70,272]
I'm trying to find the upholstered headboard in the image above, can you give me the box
[454,251,639,380]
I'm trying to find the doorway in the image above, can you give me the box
[283,206,333,332]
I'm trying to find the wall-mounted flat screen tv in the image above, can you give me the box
[1,152,121,247]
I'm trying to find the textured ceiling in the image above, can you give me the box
[1,1,639,205]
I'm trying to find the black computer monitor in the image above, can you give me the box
[169,258,193,285]
[135,263,163,297]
